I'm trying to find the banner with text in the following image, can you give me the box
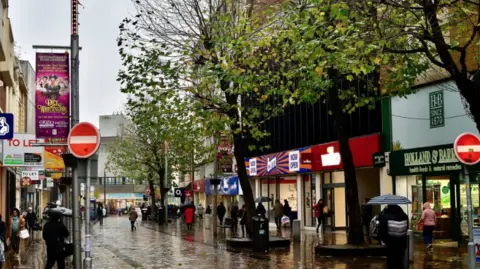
[35,53,70,139]
[388,144,480,176]
[3,134,44,166]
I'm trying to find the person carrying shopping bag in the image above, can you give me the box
[6,208,25,259]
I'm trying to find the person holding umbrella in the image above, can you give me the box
[184,204,195,231]
[368,195,410,269]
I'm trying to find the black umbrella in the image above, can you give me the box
[255,196,272,203]
[180,203,195,213]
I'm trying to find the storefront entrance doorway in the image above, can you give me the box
[322,187,346,231]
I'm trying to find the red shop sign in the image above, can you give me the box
[193,179,205,193]
[311,134,381,171]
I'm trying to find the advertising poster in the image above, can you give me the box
[2,134,44,166]
[473,227,480,262]
[44,146,66,170]
[35,53,70,138]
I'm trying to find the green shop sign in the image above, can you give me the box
[389,144,467,176]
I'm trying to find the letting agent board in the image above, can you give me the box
[389,144,480,176]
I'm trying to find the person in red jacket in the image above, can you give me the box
[313,199,326,234]
[185,206,194,231]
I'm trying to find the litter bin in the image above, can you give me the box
[141,208,148,220]
[157,208,165,224]
[252,215,269,252]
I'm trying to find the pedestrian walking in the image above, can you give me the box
[217,202,226,225]
[283,200,291,220]
[256,203,266,217]
[274,200,284,229]
[0,215,6,269]
[196,204,204,220]
[184,205,194,231]
[361,198,373,243]
[230,205,239,237]
[239,205,247,238]
[129,206,139,231]
[378,205,408,269]
[6,208,25,259]
[43,214,69,269]
[97,204,104,225]
[26,207,37,240]
[205,205,212,215]
[417,202,436,250]
[312,199,326,234]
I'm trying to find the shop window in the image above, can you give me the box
[303,174,316,227]
[332,172,344,184]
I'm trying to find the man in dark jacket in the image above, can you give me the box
[43,215,70,269]
[378,205,408,269]
[26,207,37,238]
[97,204,104,225]
[217,202,226,225]
[256,203,266,217]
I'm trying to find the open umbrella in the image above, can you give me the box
[255,196,272,203]
[367,194,411,205]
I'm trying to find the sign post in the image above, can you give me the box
[454,132,480,269]
[68,122,100,269]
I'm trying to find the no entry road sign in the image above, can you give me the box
[68,122,100,159]
[454,132,480,165]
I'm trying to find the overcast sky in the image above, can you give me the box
[10,0,134,127]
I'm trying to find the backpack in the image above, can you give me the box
[370,215,380,240]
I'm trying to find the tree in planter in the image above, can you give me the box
[117,0,305,232]
[363,0,480,130]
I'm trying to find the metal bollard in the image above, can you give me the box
[408,229,414,263]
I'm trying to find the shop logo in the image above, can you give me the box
[249,158,257,176]
[267,157,277,172]
[289,150,300,172]
[321,146,341,166]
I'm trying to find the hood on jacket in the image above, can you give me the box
[423,202,431,210]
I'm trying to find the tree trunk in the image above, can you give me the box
[233,135,256,237]
[148,179,157,215]
[159,171,167,225]
[328,86,364,245]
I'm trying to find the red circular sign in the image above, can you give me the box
[21,177,31,187]
[68,122,101,159]
[454,133,480,165]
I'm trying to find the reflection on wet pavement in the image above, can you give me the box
[7,216,470,268]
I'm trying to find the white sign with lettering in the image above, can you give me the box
[289,150,300,172]
[267,157,277,172]
[321,146,341,167]
[249,158,257,176]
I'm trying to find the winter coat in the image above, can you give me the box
[256,204,266,217]
[312,203,325,218]
[43,219,69,249]
[378,205,408,247]
[7,216,25,238]
[184,207,194,224]
[274,203,284,217]
[283,203,291,216]
[196,205,204,215]
[129,210,139,221]
[26,212,37,226]
[420,202,436,226]
[217,204,226,217]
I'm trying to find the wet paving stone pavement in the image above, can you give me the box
[4,216,470,268]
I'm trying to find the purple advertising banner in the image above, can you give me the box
[35,53,70,138]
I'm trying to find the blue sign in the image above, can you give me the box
[0,113,13,139]
[206,176,239,196]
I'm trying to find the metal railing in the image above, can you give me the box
[97,177,137,185]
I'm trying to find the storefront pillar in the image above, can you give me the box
[296,174,303,225]
[255,178,260,198]
[315,172,321,200]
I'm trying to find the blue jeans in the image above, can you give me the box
[423,225,434,245]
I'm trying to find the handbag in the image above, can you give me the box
[19,229,30,239]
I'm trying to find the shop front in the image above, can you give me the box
[389,144,480,243]
[311,134,382,231]
[193,179,206,207]
[100,193,144,213]
[247,146,314,226]
[205,176,242,212]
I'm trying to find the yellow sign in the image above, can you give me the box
[44,146,66,170]
[50,173,63,180]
